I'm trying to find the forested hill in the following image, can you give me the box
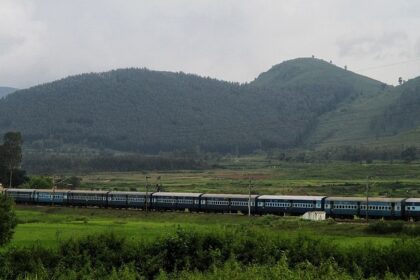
[372,76,420,136]
[0,58,391,154]
[0,87,17,98]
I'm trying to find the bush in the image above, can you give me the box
[367,220,405,234]
[367,220,420,236]
[0,193,17,246]
[0,229,420,279]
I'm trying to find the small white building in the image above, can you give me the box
[301,211,326,221]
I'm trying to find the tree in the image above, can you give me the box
[66,176,81,189]
[0,193,17,246]
[1,132,23,187]
[401,146,416,163]
[22,176,53,189]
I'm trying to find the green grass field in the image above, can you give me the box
[10,205,409,249]
[12,160,420,253]
[79,159,420,197]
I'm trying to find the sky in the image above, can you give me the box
[0,0,420,88]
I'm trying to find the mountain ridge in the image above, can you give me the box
[0,57,417,155]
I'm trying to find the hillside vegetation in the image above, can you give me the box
[372,77,420,137]
[0,58,395,156]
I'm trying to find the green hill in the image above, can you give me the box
[307,75,420,149]
[372,77,420,135]
[0,58,415,156]
[250,58,387,147]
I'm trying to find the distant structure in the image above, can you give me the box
[398,77,403,85]
[329,60,332,64]
[302,211,326,221]
[344,65,348,71]
[311,55,315,58]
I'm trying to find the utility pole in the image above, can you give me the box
[248,177,252,217]
[145,176,150,213]
[9,170,12,188]
[366,176,369,223]
[156,176,161,192]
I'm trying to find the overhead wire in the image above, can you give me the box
[355,57,420,72]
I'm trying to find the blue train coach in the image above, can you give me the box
[5,188,36,203]
[35,189,69,205]
[325,197,405,218]
[108,191,149,209]
[201,194,259,213]
[67,190,109,207]
[257,195,326,215]
[151,192,202,211]
[405,198,420,220]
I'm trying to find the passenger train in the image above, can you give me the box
[3,188,420,219]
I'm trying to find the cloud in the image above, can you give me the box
[0,0,419,87]
[337,31,408,59]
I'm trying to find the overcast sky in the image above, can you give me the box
[1,0,420,88]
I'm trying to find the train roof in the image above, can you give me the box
[152,192,203,197]
[109,191,147,195]
[35,189,70,193]
[68,190,109,194]
[258,195,326,201]
[201,194,259,199]
[6,188,36,192]
[405,198,420,203]
[325,197,405,202]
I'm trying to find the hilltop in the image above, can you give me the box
[0,87,17,98]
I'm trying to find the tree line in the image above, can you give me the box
[269,145,418,163]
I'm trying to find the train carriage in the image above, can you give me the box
[324,197,360,217]
[5,188,36,203]
[35,189,69,205]
[108,191,149,209]
[67,190,109,207]
[257,195,326,215]
[151,192,202,211]
[201,194,259,213]
[360,198,405,218]
[405,198,420,219]
[325,197,405,218]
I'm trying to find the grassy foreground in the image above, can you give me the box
[10,205,412,249]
